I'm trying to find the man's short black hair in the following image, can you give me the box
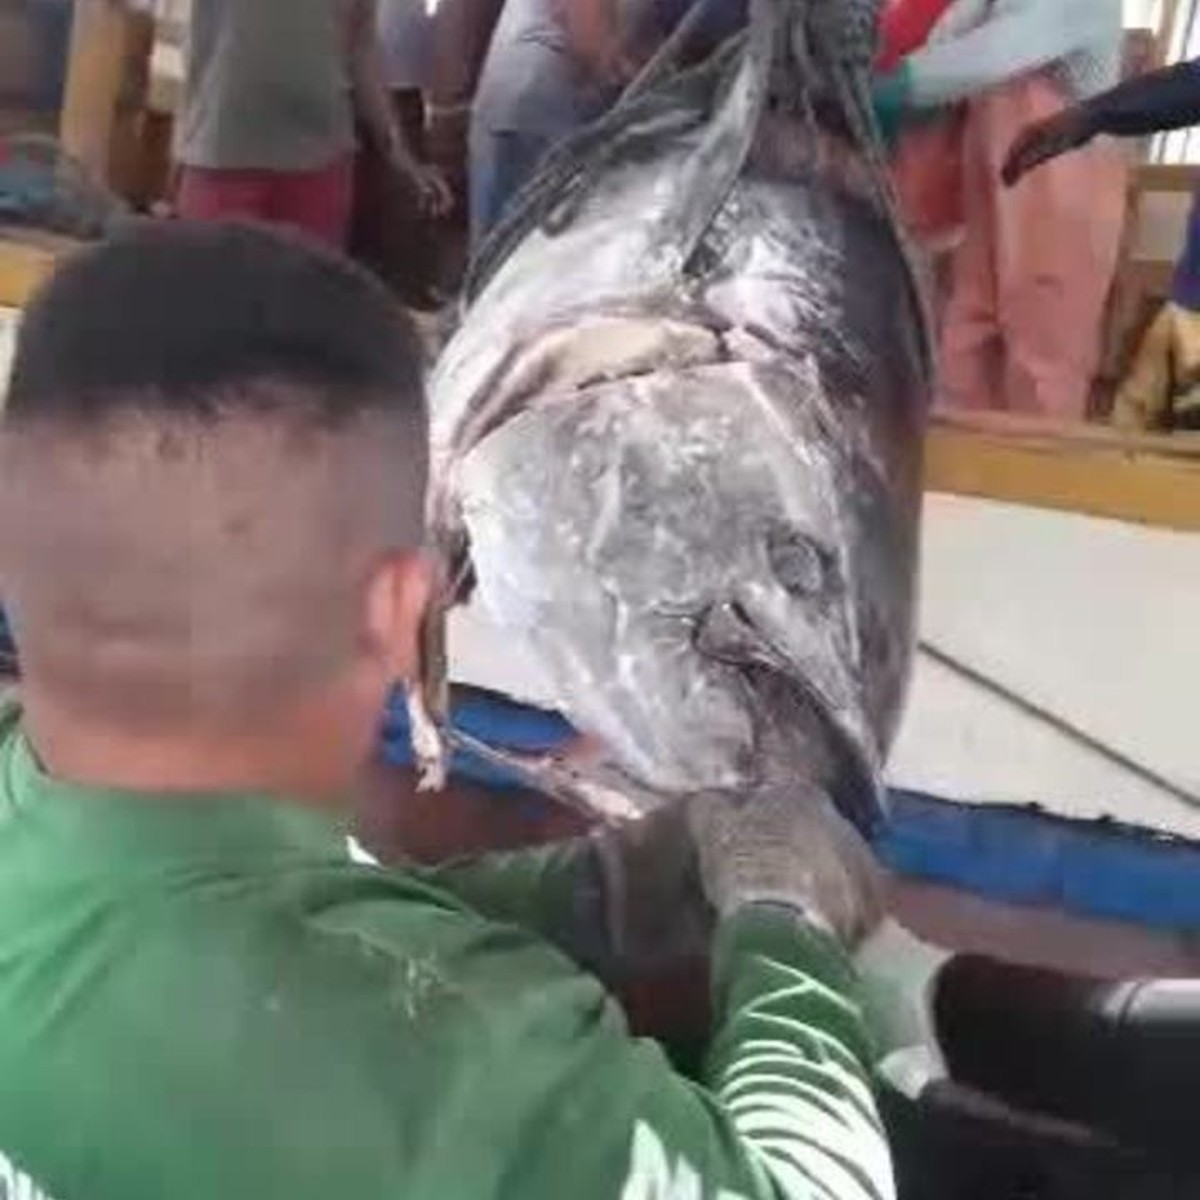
[0,221,429,731]
[7,219,424,426]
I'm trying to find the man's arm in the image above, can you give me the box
[1002,58,1200,185]
[345,0,409,162]
[344,0,452,214]
[319,764,891,1200]
[494,900,893,1199]
[1073,57,1200,139]
[420,806,711,983]
[703,907,894,1200]
[300,861,892,1200]
[401,676,890,1195]
[426,0,506,189]
[428,789,893,1198]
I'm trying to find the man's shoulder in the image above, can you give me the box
[0,857,611,1198]
[155,855,607,1055]
[275,857,588,990]
[310,862,615,1038]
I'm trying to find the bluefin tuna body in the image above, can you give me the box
[418,0,931,832]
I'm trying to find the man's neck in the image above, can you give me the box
[19,689,360,808]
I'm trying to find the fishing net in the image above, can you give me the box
[0,134,127,242]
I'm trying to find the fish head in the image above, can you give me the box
[419,0,927,833]
[447,311,916,834]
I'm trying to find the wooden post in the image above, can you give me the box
[0,237,60,308]
[925,413,1200,531]
[58,0,153,191]
[1154,0,1183,67]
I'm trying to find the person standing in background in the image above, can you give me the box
[874,0,960,308]
[426,0,507,203]
[1005,57,1200,432]
[106,0,450,248]
[352,0,450,305]
[874,0,1126,419]
[468,0,640,245]
[377,0,434,152]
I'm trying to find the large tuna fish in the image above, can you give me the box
[413,0,931,833]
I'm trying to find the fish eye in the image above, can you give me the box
[765,524,832,597]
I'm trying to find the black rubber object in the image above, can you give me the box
[934,956,1200,1165]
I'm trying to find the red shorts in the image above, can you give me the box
[176,155,355,249]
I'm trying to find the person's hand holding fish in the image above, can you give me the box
[688,785,885,947]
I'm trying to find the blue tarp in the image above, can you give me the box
[878,791,1200,931]
[382,687,1200,932]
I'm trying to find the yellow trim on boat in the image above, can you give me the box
[927,412,1200,532]
[0,237,60,308]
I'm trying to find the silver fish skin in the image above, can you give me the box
[420,0,931,834]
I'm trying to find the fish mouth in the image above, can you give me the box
[435,723,659,824]
[435,660,885,837]
[756,667,887,836]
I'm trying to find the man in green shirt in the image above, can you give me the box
[0,220,893,1200]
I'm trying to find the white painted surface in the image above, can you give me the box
[0,307,16,400]
[1132,190,1190,265]
[903,495,1199,837]
[448,494,1200,840]
[892,652,1200,840]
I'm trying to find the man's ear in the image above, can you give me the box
[363,551,434,684]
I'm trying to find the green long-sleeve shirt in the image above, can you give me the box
[0,702,893,1200]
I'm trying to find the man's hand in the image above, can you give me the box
[346,0,453,219]
[391,152,455,218]
[687,785,884,949]
[425,104,471,195]
[1002,110,1095,187]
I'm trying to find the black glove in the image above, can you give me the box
[1002,109,1097,187]
[687,782,884,948]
